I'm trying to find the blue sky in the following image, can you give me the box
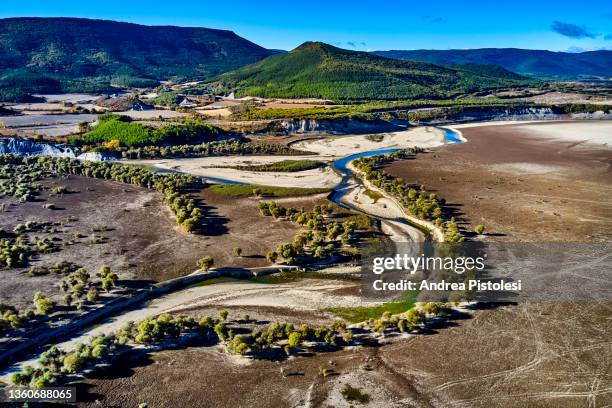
[1,0,611,52]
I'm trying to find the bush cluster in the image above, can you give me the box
[352,148,464,243]
[12,335,120,388]
[121,139,310,160]
[258,201,357,265]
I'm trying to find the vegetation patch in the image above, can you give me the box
[363,189,383,202]
[341,384,371,404]
[208,184,330,198]
[10,302,452,389]
[216,42,533,101]
[257,201,366,265]
[352,148,463,243]
[327,292,418,323]
[71,116,221,148]
[121,140,312,160]
[220,159,325,173]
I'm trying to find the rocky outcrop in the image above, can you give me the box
[418,106,611,125]
[264,118,404,135]
[0,137,113,161]
[0,137,78,157]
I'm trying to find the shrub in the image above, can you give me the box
[62,353,83,373]
[266,251,278,263]
[33,292,54,315]
[196,256,214,271]
[341,384,370,403]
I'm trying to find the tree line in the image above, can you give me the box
[352,148,464,243]
[10,301,450,389]
[0,154,206,234]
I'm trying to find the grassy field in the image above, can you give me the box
[72,115,221,147]
[232,98,525,120]
[327,291,418,323]
[208,184,330,198]
[220,159,326,172]
[363,189,383,202]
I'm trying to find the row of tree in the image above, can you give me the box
[351,148,464,243]
[11,298,453,389]
[120,139,310,160]
[0,154,206,234]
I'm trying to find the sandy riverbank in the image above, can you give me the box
[293,126,445,156]
[126,156,341,188]
[126,126,446,187]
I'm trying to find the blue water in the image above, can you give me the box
[204,176,245,185]
[332,148,400,173]
[443,128,462,144]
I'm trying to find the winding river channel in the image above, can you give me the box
[0,126,463,379]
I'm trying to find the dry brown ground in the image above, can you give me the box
[79,345,427,408]
[76,122,612,407]
[0,176,315,308]
[377,121,612,407]
[384,121,612,241]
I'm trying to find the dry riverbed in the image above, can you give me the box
[125,127,446,188]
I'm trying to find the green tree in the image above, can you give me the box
[62,353,83,373]
[33,292,54,315]
[86,287,98,302]
[197,256,214,271]
[474,224,485,235]
[233,246,243,257]
[287,331,302,351]
[266,251,278,263]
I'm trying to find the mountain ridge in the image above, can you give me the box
[372,48,612,79]
[215,41,533,101]
[0,17,277,101]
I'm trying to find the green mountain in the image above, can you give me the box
[216,42,532,101]
[372,49,612,79]
[0,17,276,101]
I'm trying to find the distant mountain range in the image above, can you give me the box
[216,42,532,101]
[372,49,612,79]
[0,17,275,101]
[0,17,609,103]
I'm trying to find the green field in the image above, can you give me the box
[71,115,221,147]
[208,184,330,197]
[327,291,418,323]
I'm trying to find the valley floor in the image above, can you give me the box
[80,120,612,407]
